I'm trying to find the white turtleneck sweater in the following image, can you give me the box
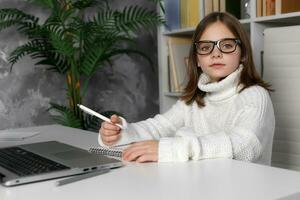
[98,67,275,165]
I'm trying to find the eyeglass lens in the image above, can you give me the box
[196,39,239,55]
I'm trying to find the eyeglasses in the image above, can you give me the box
[194,38,241,55]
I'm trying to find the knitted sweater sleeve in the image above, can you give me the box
[98,100,186,147]
[158,86,275,163]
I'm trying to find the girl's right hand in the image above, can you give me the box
[99,115,122,146]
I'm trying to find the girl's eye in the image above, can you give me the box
[200,45,211,51]
[202,46,210,51]
[222,43,233,49]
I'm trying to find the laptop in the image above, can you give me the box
[0,141,123,186]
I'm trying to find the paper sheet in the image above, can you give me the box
[0,130,40,141]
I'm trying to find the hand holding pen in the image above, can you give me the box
[99,114,123,146]
[77,104,123,146]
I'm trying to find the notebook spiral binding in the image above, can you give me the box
[89,146,123,158]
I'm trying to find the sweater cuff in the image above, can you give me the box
[158,137,189,162]
[119,116,128,129]
[158,138,174,162]
[200,133,233,159]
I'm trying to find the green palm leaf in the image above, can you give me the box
[9,39,44,66]
[27,0,55,9]
[83,115,101,132]
[35,52,70,73]
[72,0,107,10]
[9,38,69,73]
[49,30,75,56]
[48,102,82,128]
[0,8,38,31]
[80,43,106,76]
[115,6,164,35]
[92,8,116,32]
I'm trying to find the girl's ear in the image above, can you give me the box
[240,55,246,64]
[196,57,201,67]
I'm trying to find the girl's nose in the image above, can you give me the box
[210,46,223,58]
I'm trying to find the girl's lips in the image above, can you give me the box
[210,63,225,68]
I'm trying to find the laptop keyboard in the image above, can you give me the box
[0,147,70,176]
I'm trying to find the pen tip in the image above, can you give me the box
[77,104,80,107]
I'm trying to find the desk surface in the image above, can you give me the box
[0,125,300,200]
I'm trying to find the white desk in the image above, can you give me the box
[0,125,300,200]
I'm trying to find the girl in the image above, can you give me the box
[98,12,275,165]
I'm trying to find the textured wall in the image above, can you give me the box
[0,0,159,130]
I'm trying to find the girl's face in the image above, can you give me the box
[196,21,241,82]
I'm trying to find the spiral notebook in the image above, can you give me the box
[89,146,123,160]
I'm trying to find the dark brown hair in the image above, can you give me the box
[180,12,272,107]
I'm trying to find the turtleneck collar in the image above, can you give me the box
[198,65,243,102]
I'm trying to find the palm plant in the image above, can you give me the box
[0,0,164,130]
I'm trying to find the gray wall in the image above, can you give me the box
[0,0,159,130]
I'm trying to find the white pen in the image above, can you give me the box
[56,168,110,186]
[77,104,124,129]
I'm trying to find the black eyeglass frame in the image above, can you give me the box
[194,38,241,55]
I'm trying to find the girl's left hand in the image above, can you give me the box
[122,140,159,163]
